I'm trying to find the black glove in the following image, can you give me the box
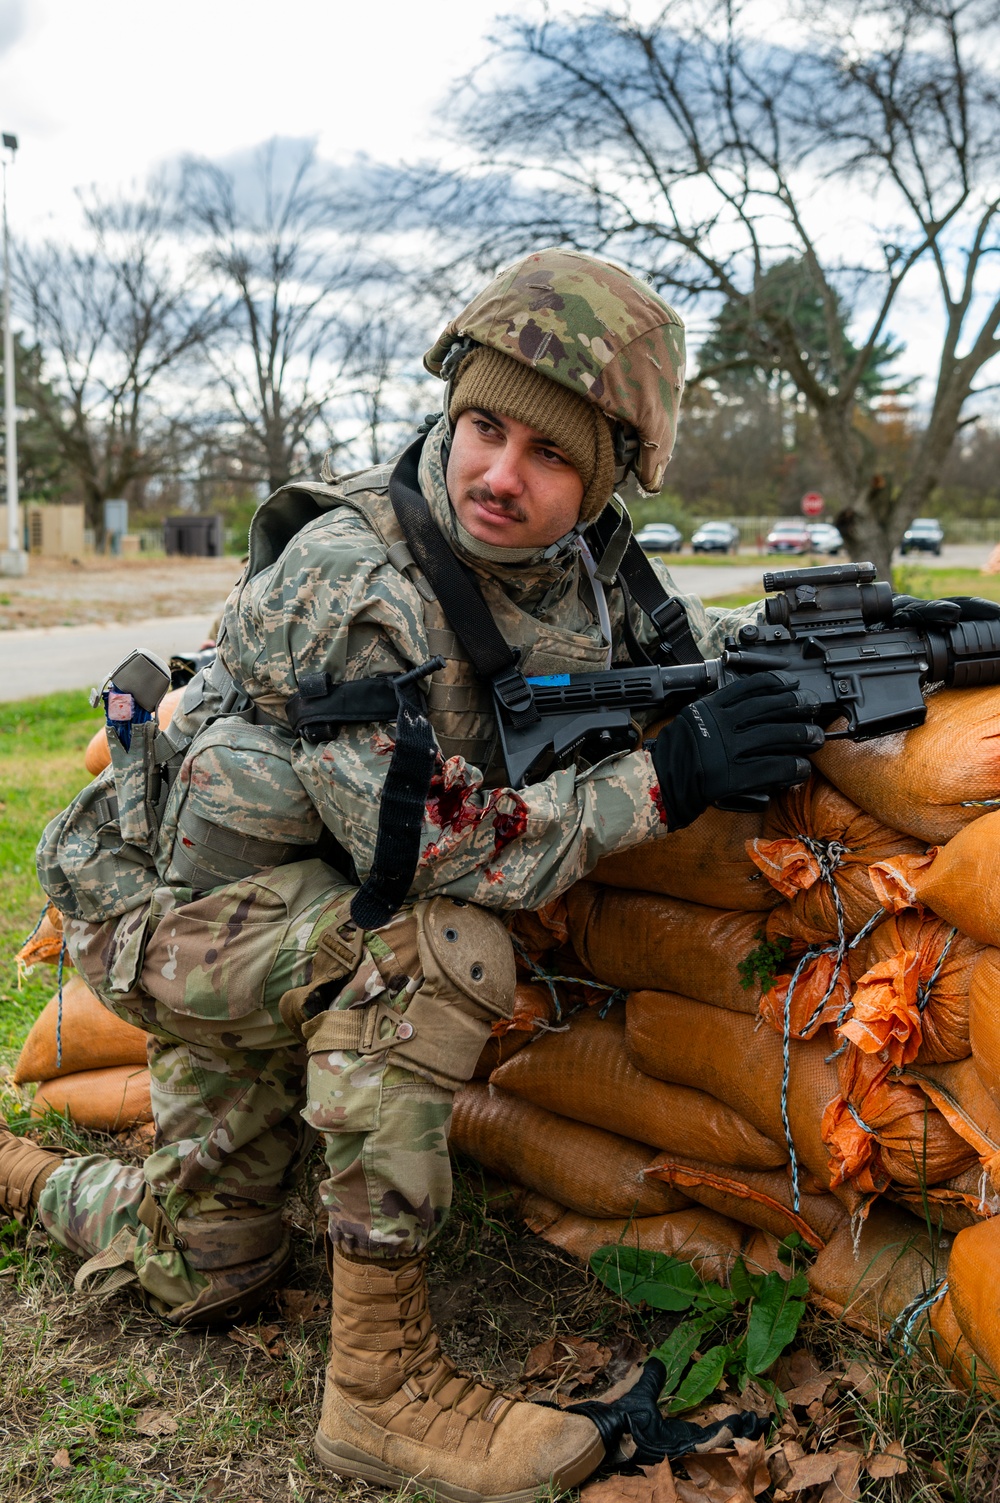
[891,594,1000,628]
[651,671,824,831]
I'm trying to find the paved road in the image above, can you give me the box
[1,614,215,703]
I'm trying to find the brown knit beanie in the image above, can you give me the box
[449,346,616,524]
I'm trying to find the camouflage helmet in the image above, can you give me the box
[424,247,686,493]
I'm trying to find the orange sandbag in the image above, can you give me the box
[567,884,766,1013]
[473,981,559,1077]
[32,1065,152,1131]
[840,911,979,1066]
[13,973,149,1084]
[84,685,184,775]
[757,950,858,1043]
[969,947,1000,1111]
[823,1048,977,1195]
[813,685,1000,844]
[520,1192,785,1284]
[869,810,1000,949]
[591,806,780,911]
[946,1218,1000,1392]
[645,1153,847,1250]
[15,904,66,971]
[450,1082,689,1220]
[925,1291,1000,1400]
[752,774,924,947]
[507,897,572,959]
[625,991,847,1204]
[902,1058,1000,1191]
[890,1165,1000,1233]
[491,1009,788,1170]
[806,1202,946,1338]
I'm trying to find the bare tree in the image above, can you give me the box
[15,189,220,531]
[427,0,1000,576]
[180,139,396,491]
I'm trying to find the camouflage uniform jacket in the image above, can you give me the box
[216,420,756,912]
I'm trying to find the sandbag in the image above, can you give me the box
[32,1065,152,1131]
[752,774,924,947]
[491,1008,788,1170]
[890,1165,1000,1233]
[645,1154,847,1249]
[969,947,1000,1111]
[869,810,1000,949]
[15,904,66,971]
[450,1082,689,1220]
[625,991,846,1204]
[567,885,765,1013]
[813,685,1000,844]
[84,685,185,776]
[903,1058,1000,1190]
[472,981,557,1078]
[13,974,149,1084]
[806,1202,947,1338]
[823,1048,977,1195]
[520,1192,785,1284]
[590,806,779,911]
[840,911,979,1066]
[945,1218,1000,1394]
[925,1291,1000,1400]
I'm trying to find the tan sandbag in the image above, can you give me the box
[925,1291,1000,1400]
[31,1065,152,1131]
[645,1153,847,1250]
[753,774,924,948]
[472,981,557,1078]
[13,973,149,1083]
[890,1165,1000,1233]
[813,685,1000,844]
[15,904,66,970]
[625,991,847,1205]
[869,810,1000,949]
[840,911,980,1066]
[520,1192,785,1284]
[903,1058,1000,1191]
[84,685,185,776]
[823,1048,977,1195]
[970,947,1000,1111]
[450,1082,688,1220]
[806,1202,947,1338]
[491,1008,787,1169]
[946,1218,1000,1393]
[591,806,779,911]
[567,885,765,1012]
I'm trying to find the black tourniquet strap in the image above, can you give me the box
[389,437,539,729]
[588,507,703,668]
[350,657,444,930]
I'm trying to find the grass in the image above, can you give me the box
[3,690,1000,1499]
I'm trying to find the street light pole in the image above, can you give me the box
[1,130,25,578]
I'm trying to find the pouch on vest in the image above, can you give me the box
[158,719,324,891]
[35,766,161,923]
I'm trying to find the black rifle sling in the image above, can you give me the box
[588,507,703,668]
[389,438,539,729]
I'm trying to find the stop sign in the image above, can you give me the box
[801,491,824,517]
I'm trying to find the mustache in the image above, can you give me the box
[466,485,527,523]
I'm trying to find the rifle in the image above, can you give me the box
[495,561,1000,790]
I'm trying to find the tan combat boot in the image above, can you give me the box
[0,1113,64,1222]
[315,1248,605,1502]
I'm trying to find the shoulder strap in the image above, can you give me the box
[389,438,539,728]
[587,506,703,668]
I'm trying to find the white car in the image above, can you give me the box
[806,523,843,554]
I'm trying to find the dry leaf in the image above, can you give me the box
[820,1453,863,1503]
[277,1287,330,1322]
[866,1441,907,1479]
[776,1349,822,1390]
[783,1374,839,1408]
[581,1457,679,1503]
[784,1453,840,1491]
[52,1448,72,1470]
[681,1436,769,1503]
[135,1407,179,1437]
[228,1323,287,1359]
[524,1335,611,1390]
[840,1360,877,1398]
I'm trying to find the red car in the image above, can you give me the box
[765,521,812,554]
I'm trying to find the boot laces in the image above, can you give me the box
[397,1289,515,1426]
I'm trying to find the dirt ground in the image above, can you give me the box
[0,555,243,632]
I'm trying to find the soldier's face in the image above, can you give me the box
[447,409,585,549]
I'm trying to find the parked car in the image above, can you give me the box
[691,521,740,554]
[900,518,944,556]
[634,522,683,553]
[806,522,843,554]
[765,520,813,554]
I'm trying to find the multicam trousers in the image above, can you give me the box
[38,860,513,1315]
